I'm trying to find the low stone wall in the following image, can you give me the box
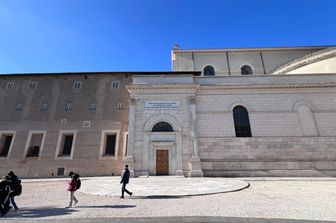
[199,136,336,177]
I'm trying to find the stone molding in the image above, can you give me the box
[272,47,336,74]
[198,83,336,92]
[173,46,327,54]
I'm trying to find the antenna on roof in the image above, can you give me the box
[173,44,180,50]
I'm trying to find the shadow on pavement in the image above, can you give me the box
[3,206,77,218]
[143,195,186,199]
[1,216,335,222]
[78,205,136,208]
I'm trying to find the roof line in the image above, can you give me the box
[172,45,335,53]
[0,71,201,77]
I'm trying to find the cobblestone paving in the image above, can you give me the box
[2,177,336,222]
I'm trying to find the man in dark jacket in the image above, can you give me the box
[7,171,20,210]
[120,165,132,198]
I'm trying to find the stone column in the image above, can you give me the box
[141,132,150,176]
[125,96,137,177]
[175,131,184,176]
[188,96,203,177]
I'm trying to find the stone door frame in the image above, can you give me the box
[151,142,173,175]
[142,114,183,176]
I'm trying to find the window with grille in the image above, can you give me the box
[203,66,215,76]
[152,122,174,132]
[89,103,96,111]
[64,102,72,111]
[241,65,253,75]
[40,103,48,111]
[233,106,252,137]
[7,82,14,89]
[16,104,23,112]
[73,81,81,89]
[28,82,36,89]
[117,103,123,110]
[112,81,119,89]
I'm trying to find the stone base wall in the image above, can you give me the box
[199,137,336,177]
[0,158,125,178]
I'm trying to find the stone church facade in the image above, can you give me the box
[1,46,336,177]
[126,46,336,177]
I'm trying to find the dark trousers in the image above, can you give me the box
[9,196,18,209]
[121,183,132,197]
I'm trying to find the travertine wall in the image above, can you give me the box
[195,75,336,176]
[172,47,324,75]
[129,74,336,177]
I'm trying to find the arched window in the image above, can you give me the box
[241,65,253,75]
[233,106,252,137]
[152,122,174,132]
[203,66,215,76]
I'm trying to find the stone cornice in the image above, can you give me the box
[172,46,330,54]
[126,84,199,92]
[127,82,336,94]
[272,47,336,74]
[198,83,336,92]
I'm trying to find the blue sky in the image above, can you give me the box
[0,0,335,73]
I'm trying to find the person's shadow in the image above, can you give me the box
[3,206,77,218]
[78,205,136,208]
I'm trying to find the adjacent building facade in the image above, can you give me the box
[1,46,336,177]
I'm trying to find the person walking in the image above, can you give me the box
[7,171,21,210]
[0,176,12,217]
[120,165,132,198]
[66,173,79,208]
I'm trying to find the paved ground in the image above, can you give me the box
[1,177,336,222]
[80,176,249,197]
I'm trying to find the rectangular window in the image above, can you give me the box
[55,131,76,159]
[99,130,119,159]
[64,102,72,111]
[40,103,48,111]
[112,81,119,89]
[28,82,36,89]
[16,104,23,112]
[117,103,123,110]
[61,135,73,155]
[7,82,14,89]
[57,167,65,176]
[89,103,96,111]
[26,133,44,157]
[105,134,116,156]
[0,134,13,157]
[73,81,81,89]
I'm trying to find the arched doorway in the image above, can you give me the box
[151,122,173,175]
[143,114,183,176]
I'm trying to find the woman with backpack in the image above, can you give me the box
[66,173,80,208]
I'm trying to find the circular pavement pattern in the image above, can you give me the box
[79,176,249,197]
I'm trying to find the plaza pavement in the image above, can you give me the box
[1,176,336,223]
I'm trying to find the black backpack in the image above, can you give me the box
[76,179,81,190]
[13,180,22,196]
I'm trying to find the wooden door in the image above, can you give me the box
[156,150,169,175]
